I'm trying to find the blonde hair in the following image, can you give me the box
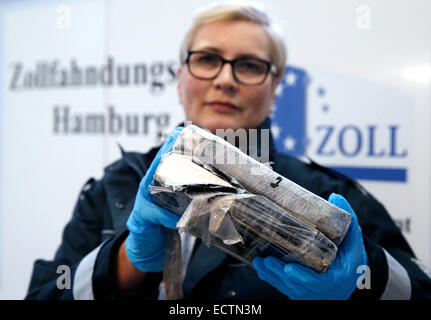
[179,0,287,82]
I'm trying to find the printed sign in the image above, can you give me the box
[273,66,411,183]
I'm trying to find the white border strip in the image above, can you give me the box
[72,242,105,300]
[381,249,412,300]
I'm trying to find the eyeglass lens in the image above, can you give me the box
[187,52,270,85]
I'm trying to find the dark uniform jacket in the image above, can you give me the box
[26,120,431,300]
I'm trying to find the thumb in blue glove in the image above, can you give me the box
[125,127,183,272]
[253,193,368,300]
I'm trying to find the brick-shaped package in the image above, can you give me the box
[172,125,352,245]
[152,152,338,273]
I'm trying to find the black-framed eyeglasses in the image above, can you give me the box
[184,51,278,86]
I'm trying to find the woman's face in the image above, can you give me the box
[177,20,278,133]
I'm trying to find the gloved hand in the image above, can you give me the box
[253,193,368,300]
[125,127,183,272]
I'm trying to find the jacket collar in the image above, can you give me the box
[117,144,158,179]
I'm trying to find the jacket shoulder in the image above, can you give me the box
[102,146,160,179]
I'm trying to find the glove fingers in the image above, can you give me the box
[147,203,180,229]
[261,256,322,288]
[254,257,311,299]
[282,263,331,300]
[328,193,368,278]
[328,193,354,214]
[149,126,184,177]
[156,209,180,229]
[283,262,324,286]
[158,126,184,157]
[252,256,267,273]
[139,126,184,197]
[250,194,368,300]
[328,193,363,251]
[262,256,286,277]
[253,257,285,291]
[262,258,310,289]
[127,203,179,231]
[125,233,165,272]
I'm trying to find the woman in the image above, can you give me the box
[26,1,431,300]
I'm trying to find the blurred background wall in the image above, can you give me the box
[1,0,430,299]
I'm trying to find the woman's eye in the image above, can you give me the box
[245,63,259,70]
[197,55,218,64]
[237,60,265,73]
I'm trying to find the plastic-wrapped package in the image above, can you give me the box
[176,193,337,273]
[172,125,352,245]
[151,152,338,273]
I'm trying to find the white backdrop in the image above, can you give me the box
[0,0,430,299]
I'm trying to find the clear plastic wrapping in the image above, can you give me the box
[152,126,353,299]
[176,193,337,273]
[152,152,339,273]
[172,125,352,245]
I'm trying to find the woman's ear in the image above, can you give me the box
[270,78,281,105]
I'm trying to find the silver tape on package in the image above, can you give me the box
[152,152,338,273]
[172,125,351,245]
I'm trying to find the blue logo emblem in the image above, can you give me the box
[271,66,309,157]
[272,66,408,182]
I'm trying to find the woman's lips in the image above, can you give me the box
[207,101,241,112]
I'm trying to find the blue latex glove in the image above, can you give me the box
[125,127,183,272]
[253,193,368,300]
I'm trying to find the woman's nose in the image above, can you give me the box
[213,63,238,90]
